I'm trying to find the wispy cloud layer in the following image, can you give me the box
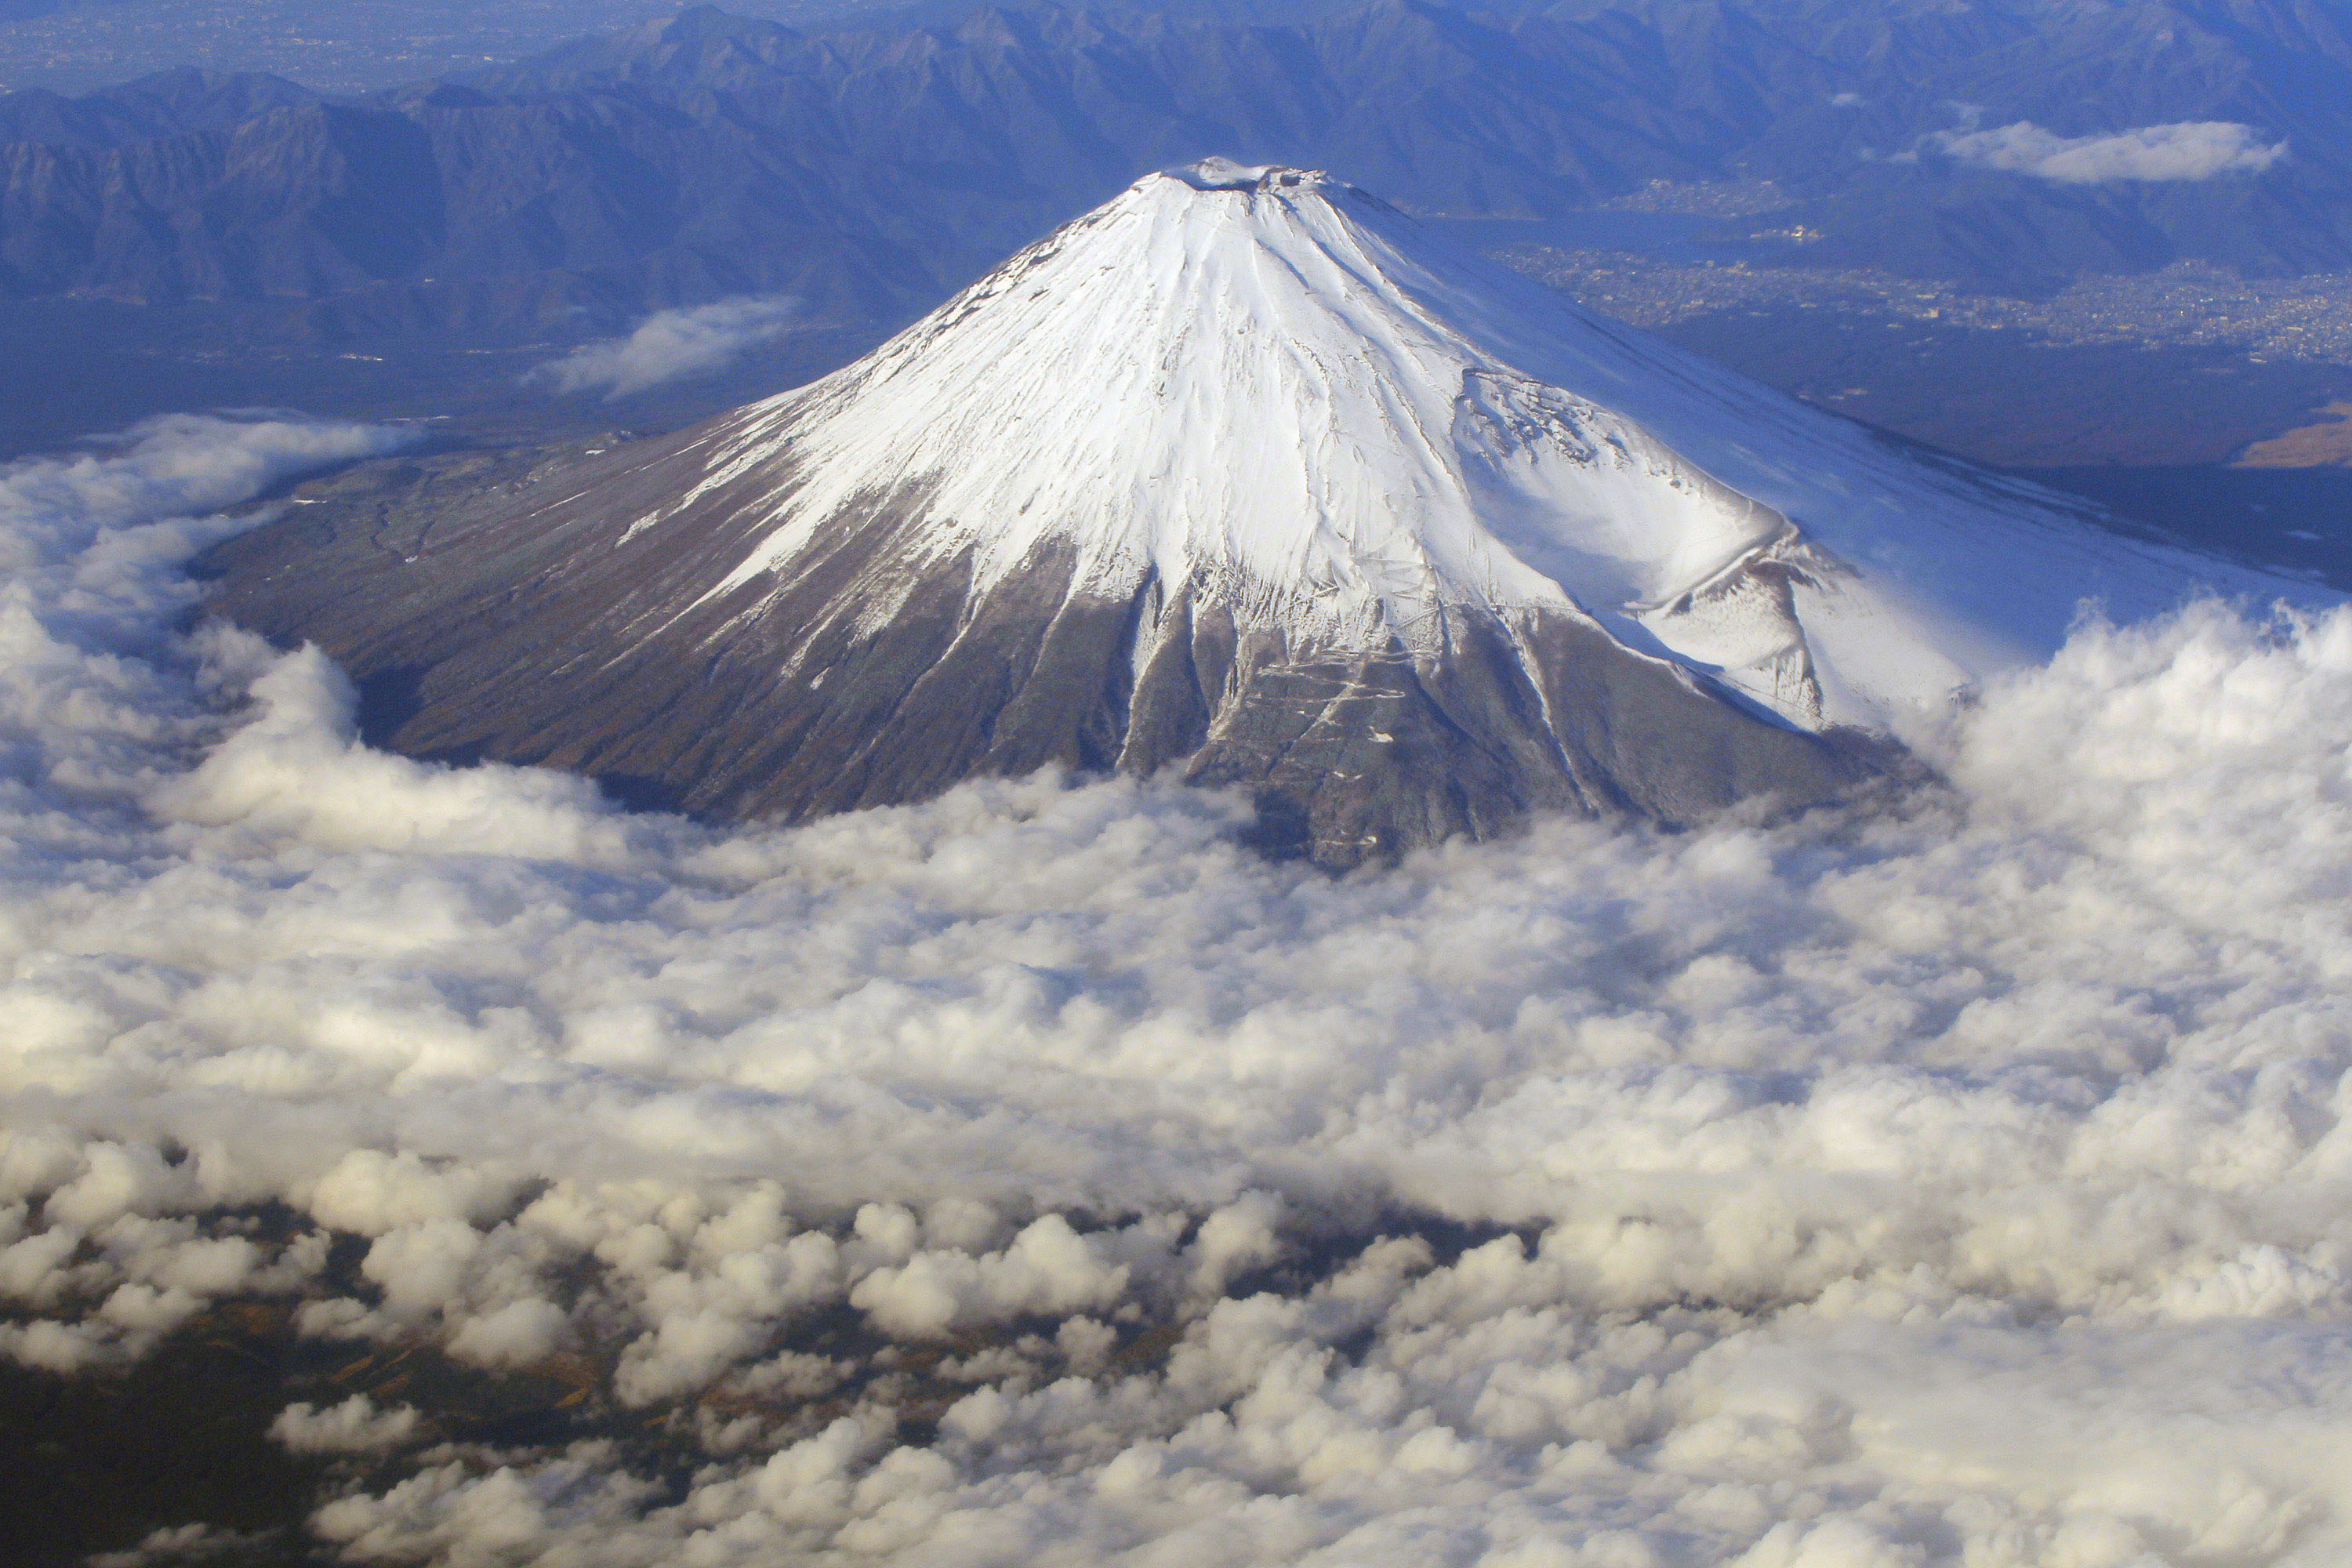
[527,296,803,398]
[6,418,2352,1563]
[1930,119,2288,181]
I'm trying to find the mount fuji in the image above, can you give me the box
[205,158,2328,865]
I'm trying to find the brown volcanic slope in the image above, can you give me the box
[202,426,1864,868]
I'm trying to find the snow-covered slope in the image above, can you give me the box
[205,159,2334,864]
[659,156,2307,736]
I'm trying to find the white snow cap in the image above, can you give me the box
[694,157,2328,734]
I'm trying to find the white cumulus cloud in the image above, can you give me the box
[1929,119,2288,182]
[7,415,2352,1563]
[527,296,803,399]
[270,1394,423,1455]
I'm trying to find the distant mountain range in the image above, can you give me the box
[3,0,2350,343]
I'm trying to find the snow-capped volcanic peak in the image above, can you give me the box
[702,160,1765,621]
[685,160,1824,710]
[207,159,2344,866]
[666,158,2316,735]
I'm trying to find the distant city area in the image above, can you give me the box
[1596,176,1795,217]
[1501,245,2352,366]
[0,0,862,91]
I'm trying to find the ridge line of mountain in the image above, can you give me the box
[4,0,2350,340]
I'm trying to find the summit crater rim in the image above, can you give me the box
[1160,157,1339,194]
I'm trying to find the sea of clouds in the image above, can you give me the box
[9,416,2352,1565]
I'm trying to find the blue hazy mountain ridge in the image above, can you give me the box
[0,0,2348,336]
[0,64,314,144]
[0,0,117,17]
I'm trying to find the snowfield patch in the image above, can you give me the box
[8,418,2352,1563]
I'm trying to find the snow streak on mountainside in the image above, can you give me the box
[205,160,2335,864]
